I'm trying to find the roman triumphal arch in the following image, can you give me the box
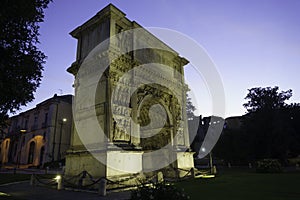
[65,4,195,186]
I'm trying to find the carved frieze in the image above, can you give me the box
[112,104,131,117]
[112,117,131,142]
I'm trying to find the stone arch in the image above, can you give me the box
[137,93,175,150]
[5,139,12,163]
[26,135,45,166]
[39,146,45,166]
[5,140,9,148]
[27,141,35,164]
[1,138,11,164]
[137,95,173,127]
[7,140,14,163]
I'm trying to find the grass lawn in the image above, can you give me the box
[176,169,300,200]
[0,174,31,185]
[1,170,300,200]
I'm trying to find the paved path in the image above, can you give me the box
[0,181,131,200]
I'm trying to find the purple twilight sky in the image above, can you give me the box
[19,0,300,118]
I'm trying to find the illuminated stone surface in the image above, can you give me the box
[65,4,194,185]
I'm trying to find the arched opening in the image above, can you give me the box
[40,146,45,166]
[131,82,183,151]
[138,95,175,151]
[7,140,13,163]
[28,141,35,164]
[142,106,166,149]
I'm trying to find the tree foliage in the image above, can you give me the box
[214,86,300,164]
[186,93,196,120]
[243,86,292,112]
[0,0,51,127]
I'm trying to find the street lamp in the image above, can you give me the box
[57,118,67,161]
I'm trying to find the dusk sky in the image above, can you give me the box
[20,0,300,118]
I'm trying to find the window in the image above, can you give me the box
[42,113,48,128]
[44,113,48,124]
[13,119,18,131]
[32,115,38,130]
[34,116,38,126]
[40,146,45,165]
[24,119,28,129]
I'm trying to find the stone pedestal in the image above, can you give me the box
[65,150,143,178]
[65,150,106,178]
[175,151,195,178]
[106,150,143,177]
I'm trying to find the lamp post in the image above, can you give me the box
[57,118,67,161]
[209,151,213,173]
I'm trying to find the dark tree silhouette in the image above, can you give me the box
[0,0,51,128]
[214,86,300,164]
[242,86,297,162]
[243,86,292,112]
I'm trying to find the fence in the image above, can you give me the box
[28,167,198,196]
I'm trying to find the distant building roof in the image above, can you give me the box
[10,94,73,118]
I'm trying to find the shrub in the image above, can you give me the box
[288,157,300,166]
[131,182,190,200]
[256,159,282,173]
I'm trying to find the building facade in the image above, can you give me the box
[0,94,73,167]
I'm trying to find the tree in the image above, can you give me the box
[214,124,251,165]
[243,86,292,112]
[0,0,51,128]
[186,93,196,120]
[242,86,298,162]
[214,86,300,164]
